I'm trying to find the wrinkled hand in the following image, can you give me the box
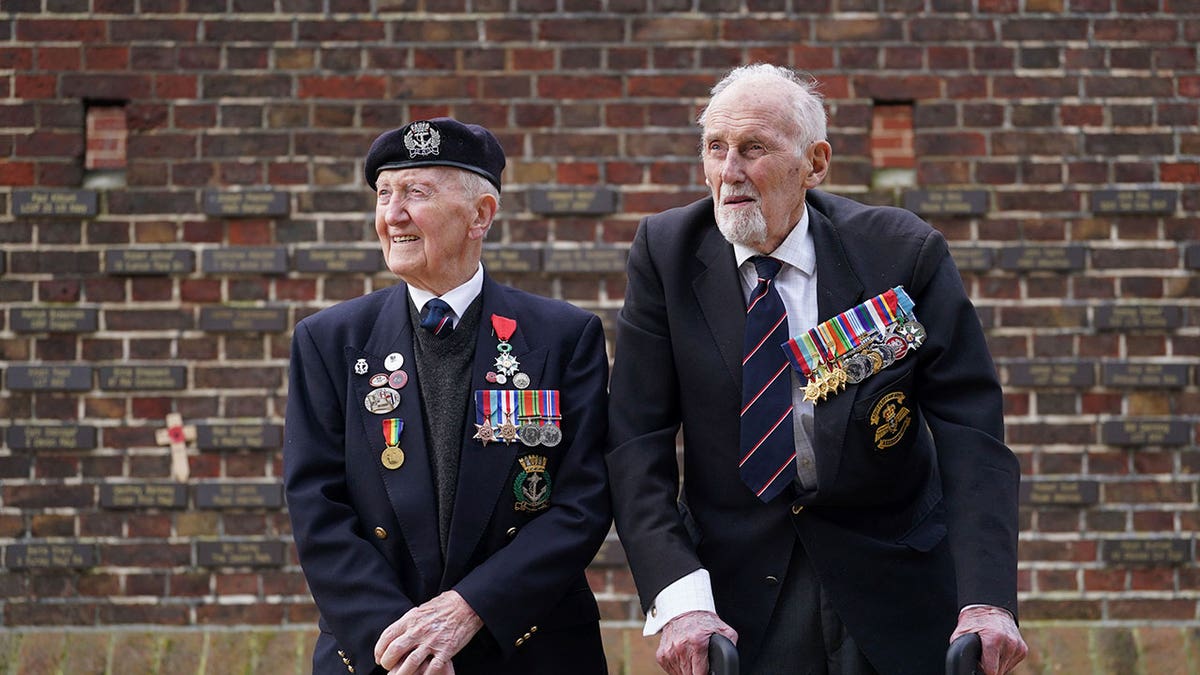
[949,606,1027,675]
[374,590,483,675]
[656,610,738,675]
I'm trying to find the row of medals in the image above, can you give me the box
[475,349,562,448]
[803,319,927,403]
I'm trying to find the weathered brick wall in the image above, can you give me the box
[1,4,1197,673]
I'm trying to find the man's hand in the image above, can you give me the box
[374,590,484,675]
[949,606,1028,675]
[656,610,738,675]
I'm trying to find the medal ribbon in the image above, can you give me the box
[501,389,518,426]
[544,390,561,423]
[382,418,403,446]
[519,389,543,420]
[491,314,517,342]
[783,285,918,375]
[475,390,495,425]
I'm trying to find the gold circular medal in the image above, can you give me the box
[381,445,405,470]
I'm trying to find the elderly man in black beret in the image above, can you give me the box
[284,118,612,675]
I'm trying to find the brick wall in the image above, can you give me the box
[1,5,1198,673]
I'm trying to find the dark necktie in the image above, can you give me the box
[419,298,454,336]
[739,256,796,503]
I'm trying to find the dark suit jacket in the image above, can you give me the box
[285,273,611,675]
[607,190,1020,675]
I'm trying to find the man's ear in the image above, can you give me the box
[468,193,499,241]
[804,141,832,188]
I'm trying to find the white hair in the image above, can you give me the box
[698,64,828,154]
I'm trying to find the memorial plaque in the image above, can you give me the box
[6,365,92,391]
[949,246,994,272]
[196,540,285,567]
[483,246,542,273]
[196,424,283,450]
[1094,305,1182,331]
[998,245,1086,271]
[1007,361,1095,388]
[11,307,98,333]
[6,543,96,568]
[100,483,188,509]
[529,187,617,215]
[105,249,194,275]
[98,365,187,390]
[543,247,628,274]
[293,247,383,273]
[201,247,288,274]
[195,482,284,509]
[902,190,988,216]
[1103,363,1189,389]
[1103,539,1191,566]
[203,190,289,218]
[7,425,97,451]
[1101,420,1189,446]
[198,306,288,333]
[1092,189,1177,215]
[1186,244,1200,270]
[1019,480,1099,507]
[13,189,98,218]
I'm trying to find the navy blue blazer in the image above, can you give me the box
[607,190,1020,675]
[285,273,611,675]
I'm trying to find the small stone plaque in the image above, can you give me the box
[543,247,628,274]
[201,247,288,274]
[1101,420,1189,446]
[1020,480,1099,507]
[196,424,283,450]
[1007,361,1095,388]
[6,365,92,391]
[7,425,97,451]
[1103,539,1191,566]
[949,246,994,272]
[198,306,288,333]
[97,365,187,391]
[1186,244,1200,270]
[13,189,98,218]
[203,190,289,218]
[1094,305,1182,331]
[293,247,383,273]
[11,307,99,333]
[529,187,617,215]
[6,543,96,569]
[998,246,1087,271]
[1103,363,1189,389]
[1092,189,1177,215]
[196,540,285,567]
[483,246,542,273]
[105,249,195,275]
[195,482,284,509]
[902,190,988,216]
[100,483,188,509]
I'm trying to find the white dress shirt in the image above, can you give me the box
[407,262,485,322]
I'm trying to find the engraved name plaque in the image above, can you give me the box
[105,249,194,275]
[7,425,97,451]
[201,247,288,274]
[13,189,98,218]
[100,483,188,509]
[483,247,542,274]
[6,543,96,568]
[529,187,617,215]
[11,307,99,333]
[1103,539,1191,566]
[196,540,285,567]
[196,424,283,450]
[6,366,92,391]
[203,190,289,218]
[543,247,628,274]
[98,366,187,391]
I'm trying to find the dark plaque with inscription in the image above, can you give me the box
[6,365,92,391]
[1094,305,1182,331]
[13,189,98,218]
[7,425,97,451]
[1006,361,1095,388]
[543,247,628,274]
[198,306,288,333]
[203,190,289,218]
[196,424,283,450]
[998,245,1086,271]
[6,543,96,568]
[1101,420,1188,446]
[11,307,99,333]
[101,483,188,509]
[196,540,285,567]
[529,187,617,215]
[483,246,542,274]
[1092,189,1177,215]
[903,190,988,216]
[1019,480,1099,507]
[1103,539,1190,566]
[293,247,383,273]
[948,246,994,272]
[98,365,187,390]
[195,483,284,509]
[1103,363,1188,389]
[201,247,288,274]
[105,249,195,275]
[1186,244,1200,270]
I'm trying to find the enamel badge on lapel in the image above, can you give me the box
[513,454,551,512]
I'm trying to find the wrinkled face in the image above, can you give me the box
[374,167,494,294]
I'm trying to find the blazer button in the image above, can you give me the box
[765,575,779,585]
[530,625,538,633]
[506,527,518,538]
[791,504,805,515]
[374,527,388,539]
[515,637,525,647]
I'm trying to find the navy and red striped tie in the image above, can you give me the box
[419,298,454,336]
[739,256,796,502]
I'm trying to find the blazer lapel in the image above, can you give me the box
[693,221,746,391]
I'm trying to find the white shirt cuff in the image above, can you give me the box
[642,568,716,636]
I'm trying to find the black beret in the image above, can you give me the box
[364,117,506,192]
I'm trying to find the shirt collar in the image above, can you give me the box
[407,262,484,321]
[731,204,815,275]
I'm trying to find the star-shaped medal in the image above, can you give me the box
[473,420,496,446]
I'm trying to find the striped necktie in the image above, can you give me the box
[419,298,454,336]
[739,256,796,502]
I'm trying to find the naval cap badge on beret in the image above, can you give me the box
[365,117,506,192]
